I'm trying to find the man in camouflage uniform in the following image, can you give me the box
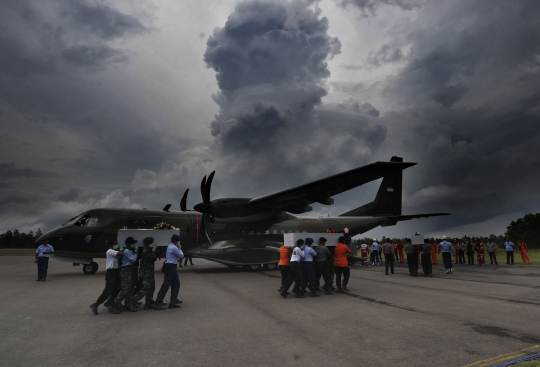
[132,237,158,310]
[112,237,139,313]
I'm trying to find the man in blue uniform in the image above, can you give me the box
[438,236,454,274]
[504,237,515,265]
[153,234,184,310]
[35,238,54,281]
[300,238,320,297]
[112,237,139,313]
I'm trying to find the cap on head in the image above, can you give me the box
[296,239,304,246]
[125,237,137,245]
[172,234,182,242]
[373,238,377,241]
[143,237,154,246]
[442,235,447,239]
[319,237,327,243]
[305,238,314,244]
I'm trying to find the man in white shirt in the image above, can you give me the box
[371,239,381,266]
[90,240,124,315]
[280,240,305,298]
[35,239,54,281]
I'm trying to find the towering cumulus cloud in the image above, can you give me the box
[205,0,386,194]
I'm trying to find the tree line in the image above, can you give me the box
[0,229,42,248]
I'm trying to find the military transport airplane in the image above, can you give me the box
[36,157,448,274]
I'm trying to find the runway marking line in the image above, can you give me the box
[462,345,540,367]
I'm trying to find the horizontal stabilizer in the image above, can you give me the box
[380,213,450,227]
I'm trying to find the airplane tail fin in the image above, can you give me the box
[339,156,403,217]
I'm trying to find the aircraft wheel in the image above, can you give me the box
[245,264,262,272]
[263,263,278,271]
[82,262,99,275]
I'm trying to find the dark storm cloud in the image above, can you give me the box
[371,0,540,232]
[336,0,424,14]
[68,3,148,40]
[203,1,389,196]
[0,163,53,178]
[62,45,128,67]
[204,1,341,96]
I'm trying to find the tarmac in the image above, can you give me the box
[1,256,540,367]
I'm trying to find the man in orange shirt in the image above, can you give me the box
[397,240,405,263]
[430,241,438,265]
[278,244,292,293]
[334,236,353,293]
[517,240,531,264]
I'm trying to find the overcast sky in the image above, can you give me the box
[1,0,539,238]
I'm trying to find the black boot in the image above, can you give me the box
[168,302,181,309]
[89,303,98,315]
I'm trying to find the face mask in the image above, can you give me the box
[148,244,154,249]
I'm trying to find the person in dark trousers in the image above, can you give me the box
[183,256,194,266]
[278,243,292,293]
[280,240,305,298]
[300,238,320,297]
[90,240,124,315]
[381,239,395,275]
[334,236,352,292]
[404,239,418,277]
[466,240,475,265]
[153,234,184,310]
[420,240,433,277]
[457,239,466,265]
[504,237,515,265]
[486,240,498,265]
[314,237,334,294]
[35,239,54,281]
[439,236,454,274]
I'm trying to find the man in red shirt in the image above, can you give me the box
[334,236,352,293]
[278,244,292,293]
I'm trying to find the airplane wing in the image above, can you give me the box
[380,213,450,227]
[249,161,416,214]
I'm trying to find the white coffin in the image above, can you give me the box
[117,229,180,247]
[283,233,343,248]
[411,234,425,245]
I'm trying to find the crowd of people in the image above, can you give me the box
[278,236,352,298]
[88,234,185,315]
[356,236,532,277]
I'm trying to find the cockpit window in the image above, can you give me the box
[74,215,100,227]
[62,214,83,226]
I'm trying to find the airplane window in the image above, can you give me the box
[62,214,83,226]
[74,215,99,227]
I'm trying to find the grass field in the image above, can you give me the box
[0,248,35,256]
[513,361,540,367]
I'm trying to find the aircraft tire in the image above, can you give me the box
[263,263,278,271]
[244,264,262,272]
[83,262,99,275]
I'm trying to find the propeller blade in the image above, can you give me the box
[200,175,207,203]
[204,171,215,204]
[180,189,189,212]
[162,204,172,212]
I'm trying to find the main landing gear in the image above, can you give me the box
[82,261,99,274]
